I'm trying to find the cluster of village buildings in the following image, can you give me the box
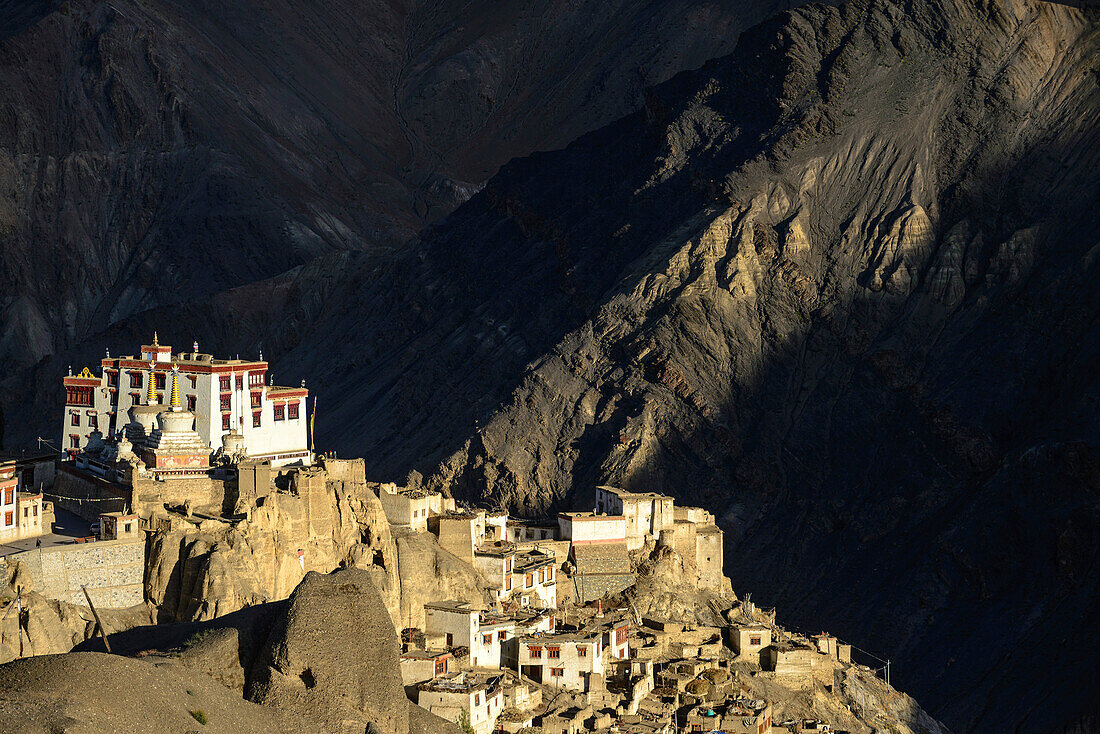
[3,336,864,732]
[380,483,856,734]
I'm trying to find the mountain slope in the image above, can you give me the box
[250,0,1095,730]
[0,0,789,389]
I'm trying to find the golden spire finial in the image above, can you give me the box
[169,365,182,411]
[153,331,159,347]
[146,362,158,405]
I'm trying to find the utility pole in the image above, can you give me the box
[81,586,112,653]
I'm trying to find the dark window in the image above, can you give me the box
[106,371,118,386]
[154,372,165,389]
[288,401,300,419]
[3,512,11,527]
[69,434,80,449]
[88,413,98,429]
[109,389,118,405]
[3,488,12,504]
[548,647,560,659]
[129,391,140,404]
[529,646,542,658]
[251,392,261,408]
[71,413,80,427]
[222,413,231,430]
[253,411,261,427]
[220,394,232,411]
[274,404,285,421]
[188,375,197,388]
[236,375,244,390]
[219,375,231,391]
[187,395,196,411]
[130,372,143,388]
[750,635,762,646]
[550,667,563,678]
[578,646,587,657]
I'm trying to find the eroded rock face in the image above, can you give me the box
[246,568,410,734]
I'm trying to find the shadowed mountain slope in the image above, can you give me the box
[0,0,790,392]
[249,0,1094,730]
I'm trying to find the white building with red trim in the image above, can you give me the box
[60,335,311,467]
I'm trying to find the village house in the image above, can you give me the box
[379,484,456,531]
[517,628,605,691]
[400,649,453,687]
[416,672,505,734]
[595,486,675,551]
[730,624,773,665]
[1,460,49,543]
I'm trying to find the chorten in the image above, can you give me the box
[142,366,211,474]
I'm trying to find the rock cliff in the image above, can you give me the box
[142,460,495,632]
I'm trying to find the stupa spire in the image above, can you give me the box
[146,362,159,405]
[169,365,182,412]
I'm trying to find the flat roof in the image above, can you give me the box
[401,649,451,660]
[424,600,475,613]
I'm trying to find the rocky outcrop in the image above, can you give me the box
[0,584,153,664]
[246,568,411,734]
[0,570,460,733]
[621,545,736,627]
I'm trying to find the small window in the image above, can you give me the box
[750,635,762,646]
[253,411,262,427]
[236,375,244,390]
[220,394,232,411]
[288,401,299,419]
[222,413,231,430]
[550,667,563,677]
[3,488,11,504]
[435,658,446,676]
[525,572,533,588]
[251,392,261,408]
[33,505,38,517]
[69,434,80,449]
[23,507,28,518]
[474,693,480,706]
[578,646,587,657]
[482,633,492,645]
[498,630,506,641]
[274,404,285,421]
[219,375,231,391]
[187,395,196,411]
[548,647,560,659]
[4,511,11,527]
[188,375,197,388]
[154,373,165,390]
[130,391,140,404]
[529,646,542,658]
[130,372,143,388]
[71,413,80,427]
[88,413,98,429]
[106,371,118,386]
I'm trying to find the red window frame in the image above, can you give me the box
[251,392,262,408]
[548,646,560,659]
[578,646,587,657]
[187,395,196,411]
[273,403,285,421]
[71,412,80,427]
[482,633,492,645]
[219,375,231,391]
[529,646,542,658]
[154,372,165,390]
[288,401,299,419]
[222,413,231,430]
[550,667,563,677]
[129,371,143,388]
[253,411,262,427]
[220,394,232,411]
